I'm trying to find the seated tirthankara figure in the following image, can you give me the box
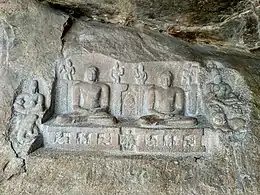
[56,66,116,126]
[139,71,197,127]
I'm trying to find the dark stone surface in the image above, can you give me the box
[0,0,259,194]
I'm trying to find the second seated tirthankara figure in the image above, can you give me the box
[56,66,116,126]
[139,71,197,128]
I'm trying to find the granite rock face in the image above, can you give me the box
[0,0,67,181]
[0,0,260,195]
[39,0,260,51]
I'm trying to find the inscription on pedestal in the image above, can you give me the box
[43,126,120,151]
[54,132,71,144]
[121,128,204,153]
[42,125,205,154]
[76,132,91,145]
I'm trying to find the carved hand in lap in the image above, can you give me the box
[69,66,116,125]
[139,70,197,127]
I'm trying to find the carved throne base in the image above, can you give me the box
[55,112,117,126]
[138,115,198,129]
[41,123,206,156]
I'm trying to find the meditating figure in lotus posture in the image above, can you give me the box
[139,71,197,127]
[56,66,116,125]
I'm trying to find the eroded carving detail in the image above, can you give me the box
[97,133,112,145]
[129,168,150,184]
[54,132,71,144]
[182,64,200,115]
[139,70,197,128]
[163,134,177,147]
[111,62,124,84]
[183,135,196,152]
[76,132,91,144]
[56,66,116,126]
[43,125,205,153]
[205,62,248,132]
[73,66,109,114]
[11,80,45,156]
[134,64,148,116]
[122,90,137,117]
[59,59,75,80]
[109,62,128,117]
[208,104,231,132]
[0,20,15,71]
[134,64,147,85]
[110,83,128,117]
[145,134,159,147]
[120,130,136,151]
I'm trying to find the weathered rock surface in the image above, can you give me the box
[39,0,260,52]
[0,0,67,181]
[0,0,259,195]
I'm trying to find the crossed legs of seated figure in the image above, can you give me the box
[55,66,117,126]
[55,108,117,126]
[139,71,197,127]
[139,113,197,127]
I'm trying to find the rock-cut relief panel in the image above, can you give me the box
[54,64,117,126]
[9,80,47,157]
[7,56,252,156]
[37,55,207,155]
[181,63,201,116]
[10,54,243,155]
[50,56,203,124]
[202,60,251,133]
[138,69,197,128]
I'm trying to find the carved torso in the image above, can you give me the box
[14,93,43,115]
[76,82,102,109]
[23,94,37,110]
[154,87,177,113]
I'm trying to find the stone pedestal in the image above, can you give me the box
[41,123,205,155]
